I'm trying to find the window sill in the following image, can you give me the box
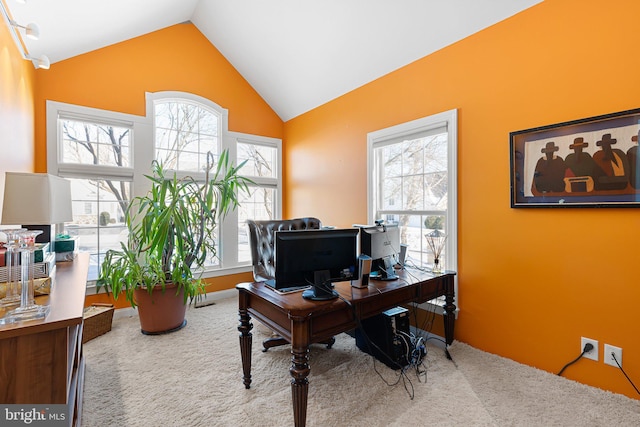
[85,264,253,295]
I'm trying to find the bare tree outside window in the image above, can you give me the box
[236,141,279,263]
[62,120,131,214]
[155,101,219,172]
[238,142,276,219]
[59,119,132,281]
[376,132,448,268]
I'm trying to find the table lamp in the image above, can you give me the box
[1,172,73,244]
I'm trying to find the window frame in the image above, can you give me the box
[367,109,458,311]
[149,91,227,175]
[47,93,283,289]
[228,131,283,266]
[47,101,149,289]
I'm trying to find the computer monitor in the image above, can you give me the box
[275,228,359,301]
[359,224,400,280]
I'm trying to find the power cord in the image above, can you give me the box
[557,343,594,376]
[610,352,640,396]
[354,313,416,399]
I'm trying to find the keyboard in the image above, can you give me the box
[264,279,310,294]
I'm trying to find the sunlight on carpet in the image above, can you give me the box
[81,296,640,427]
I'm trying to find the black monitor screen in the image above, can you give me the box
[275,228,358,300]
[360,224,400,280]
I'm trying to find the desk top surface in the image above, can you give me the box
[237,267,454,314]
[0,253,89,336]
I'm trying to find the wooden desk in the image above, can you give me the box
[237,268,456,427]
[0,253,89,427]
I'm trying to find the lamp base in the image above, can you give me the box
[6,303,49,321]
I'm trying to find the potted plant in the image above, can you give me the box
[97,150,251,334]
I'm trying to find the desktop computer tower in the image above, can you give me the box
[355,306,410,369]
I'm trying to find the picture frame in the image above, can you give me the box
[510,108,640,207]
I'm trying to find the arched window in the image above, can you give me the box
[153,94,224,172]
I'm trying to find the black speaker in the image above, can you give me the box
[355,306,410,369]
[23,224,53,244]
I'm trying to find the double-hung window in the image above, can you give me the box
[232,133,281,264]
[367,109,458,283]
[47,102,145,282]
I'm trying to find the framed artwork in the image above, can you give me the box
[510,108,640,207]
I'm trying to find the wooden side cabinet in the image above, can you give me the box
[0,253,89,427]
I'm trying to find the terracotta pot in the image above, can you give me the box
[134,283,187,335]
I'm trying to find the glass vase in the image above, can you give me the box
[432,256,442,274]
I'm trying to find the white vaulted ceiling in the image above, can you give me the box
[5,0,542,121]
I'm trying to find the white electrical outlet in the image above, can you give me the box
[581,337,598,361]
[604,344,622,367]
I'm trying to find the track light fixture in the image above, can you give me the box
[10,20,39,40]
[26,54,50,70]
[0,0,50,70]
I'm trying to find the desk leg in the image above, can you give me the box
[290,316,310,427]
[443,275,456,347]
[238,292,253,389]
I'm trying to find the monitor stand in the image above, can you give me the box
[302,270,339,301]
[378,256,399,281]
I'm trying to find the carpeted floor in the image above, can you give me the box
[82,294,640,426]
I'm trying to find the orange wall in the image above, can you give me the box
[33,22,283,172]
[284,0,640,399]
[0,19,35,211]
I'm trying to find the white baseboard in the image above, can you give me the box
[194,288,236,308]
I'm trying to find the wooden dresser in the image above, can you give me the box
[0,253,89,427]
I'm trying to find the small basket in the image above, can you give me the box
[82,303,114,343]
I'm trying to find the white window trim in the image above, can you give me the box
[226,131,282,269]
[228,130,283,213]
[46,100,149,180]
[47,101,151,293]
[367,109,458,314]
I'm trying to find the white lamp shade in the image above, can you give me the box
[1,173,73,225]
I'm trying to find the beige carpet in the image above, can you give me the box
[82,294,640,426]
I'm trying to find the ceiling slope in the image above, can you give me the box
[7,0,542,121]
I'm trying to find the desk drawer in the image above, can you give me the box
[309,309,355,343]
[415,275,451,303]
[356,285,416,319]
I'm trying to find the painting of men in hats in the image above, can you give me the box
[513,111,640,206]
